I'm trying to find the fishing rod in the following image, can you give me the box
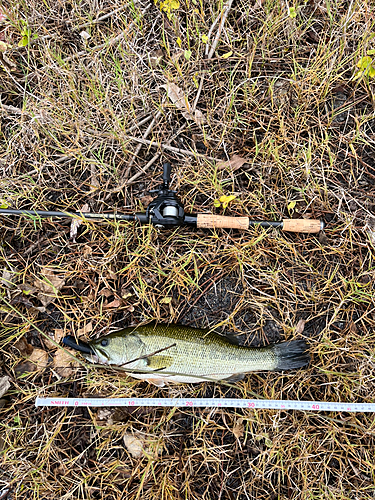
[0,162,325,233]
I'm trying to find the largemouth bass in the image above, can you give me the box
[63,323,309,386]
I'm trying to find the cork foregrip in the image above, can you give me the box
[282,219,322,233]
[196,214,249,230]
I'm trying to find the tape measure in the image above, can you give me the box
[35,397,375,412]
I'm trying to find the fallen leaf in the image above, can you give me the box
[53,349,81,377]
[233,418,244,439]
[90,165,99,187]
[103,298,123,309]
[80,30,90,40]
[1,266,17,288]
[18,283,37,295]
[83,245,92,257]
[349,321,358,334]
[295,319,306,335]
[221,50,233,59]
[218,194,236,209]
[43,329,66,350]
[140,195,154,206]
[216,155,249,171]
[99,288,113,298]
[14,336,33,356]
[160,296,172,304]
[15,348,49,375]
[147,48,164,68]
[34,267,65,307]
[70,203,90,243]
[0,376,10,398]
[29,348,49,369]
[123,433,148,458]
[106,268,117,280]
[193,108,205,126]
[0,41,9,51]
[162,82,206,125]
[157,0,179,19]
[77,322,93,336]
[97,409,114,425]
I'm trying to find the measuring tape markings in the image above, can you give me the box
[35,398,375,412]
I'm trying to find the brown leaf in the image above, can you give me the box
[83,245,92,257]
[123,433,148,458]
[34,267,65,307]
[1,266,17,288]
[148,49,164,68]
[97,409,114,425]
[18,283,37,295]
[99,287,113,298]
[140,195,154,207]
[77,322,93,336]
[14,336,33,356]
[233,418,244,439]
[349,321,358,334]
[70,203,90,242]
[0,376,10,398]
[90,164,100,187]
[295,319,306,335]
[43,329,66,350]
[29,348,49,369]
[162,82,206,126]
[15,348,49,374]
[216,155,249,172]
[53,349,81,377]
[104,298,123,309]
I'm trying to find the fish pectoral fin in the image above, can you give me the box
[223,373,246,383]
[146,377,166,387]
[146,355,174,370]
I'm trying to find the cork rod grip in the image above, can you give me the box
[282,219,322,233]
[196,214,249,230]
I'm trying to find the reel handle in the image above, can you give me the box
[196,214,323,233]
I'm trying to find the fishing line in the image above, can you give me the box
[35,397,375,412]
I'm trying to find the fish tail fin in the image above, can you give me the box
[274,340,310,370]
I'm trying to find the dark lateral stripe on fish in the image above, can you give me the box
[274,340,310,370]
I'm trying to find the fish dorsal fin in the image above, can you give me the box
[221,332,241,346]
[146,355,174,370]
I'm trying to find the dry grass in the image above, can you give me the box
[1,0,375,498]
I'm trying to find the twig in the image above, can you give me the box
[124,110,162,178]
[24,31,127,81]
[63,32,125,63]
[74,5,129,30]
[0,103,30,116]
[207,0,234,60]
[40,5,129,41]
[108,124,188,194]
[121,134,215,159]
[192,0,234,111]
[119,343,177,366]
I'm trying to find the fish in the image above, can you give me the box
[63,323,310,387]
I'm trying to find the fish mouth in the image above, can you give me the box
[62,336,94,355]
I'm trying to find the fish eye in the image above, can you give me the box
[101,339,109,347]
